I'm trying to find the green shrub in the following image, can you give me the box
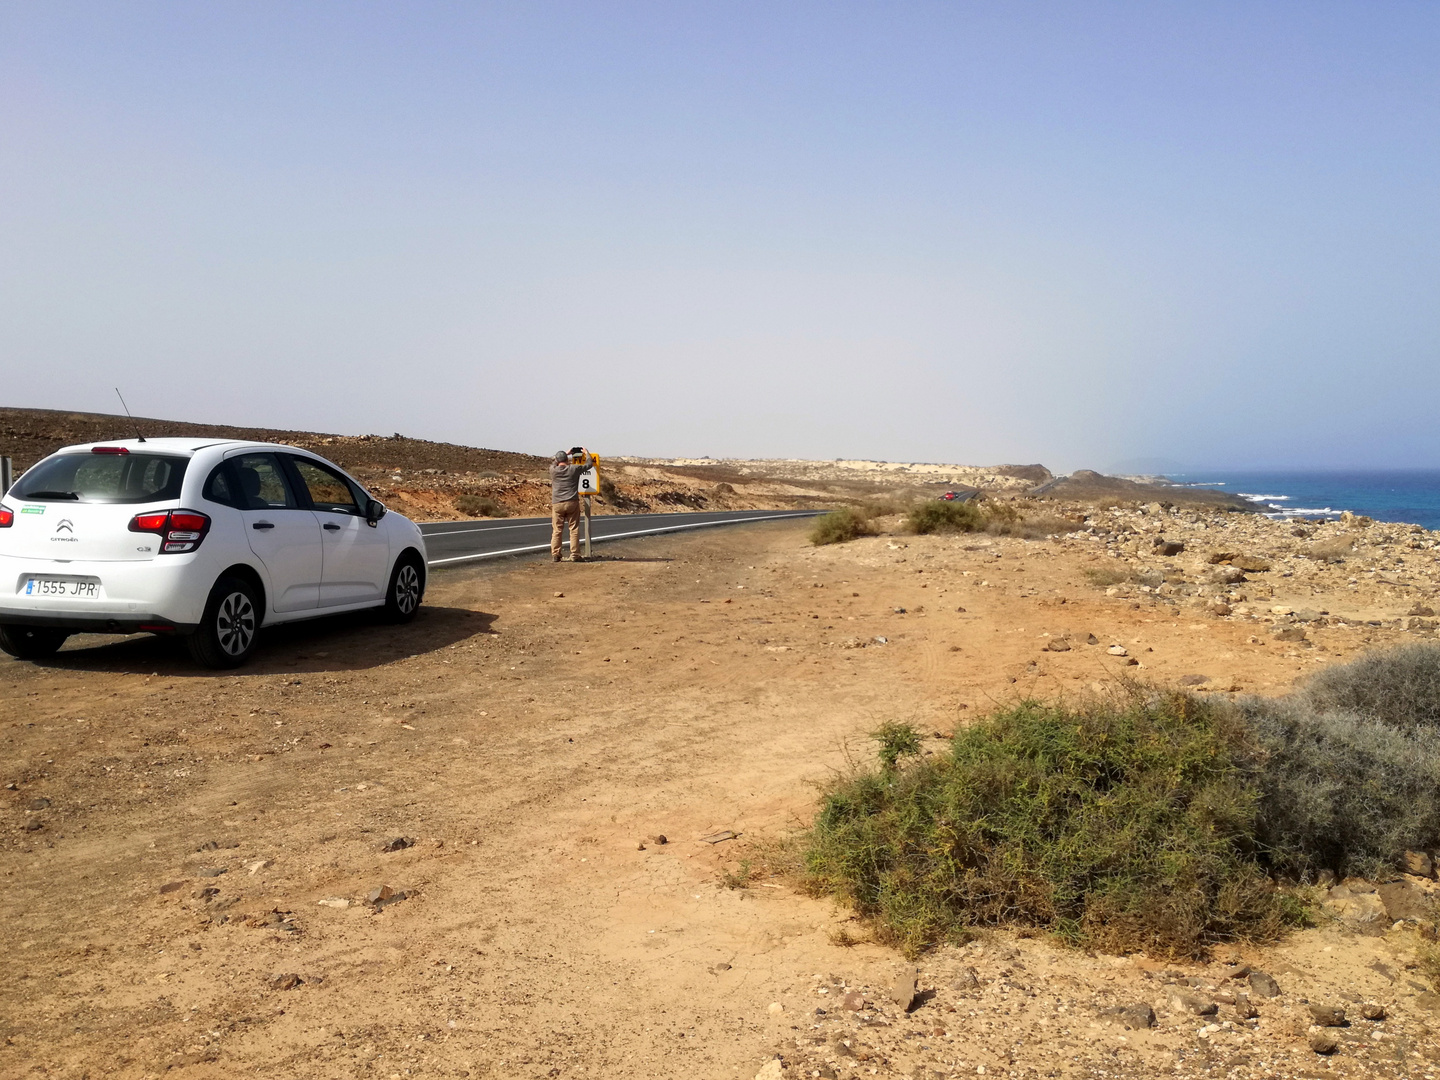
[1294,643,1440,731]
[805,690,1297,957]
[804,638,1440,957]
[906,500,984,535]
[872,721,922,770]
[454,494,508,518]
[810,508,875,546]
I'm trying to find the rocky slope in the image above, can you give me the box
[1041,500,1440,633]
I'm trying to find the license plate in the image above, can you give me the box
[24,576,102,599]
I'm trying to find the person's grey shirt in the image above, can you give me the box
[550,462,587,503]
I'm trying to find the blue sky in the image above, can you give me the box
[2,3,1437,470]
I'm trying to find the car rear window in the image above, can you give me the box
[10,452,189,504]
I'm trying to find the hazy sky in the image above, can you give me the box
[3,3,1438,471]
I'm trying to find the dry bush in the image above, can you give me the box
[906,500,985,534]
[1295,642,1440,731]
[986,514,1079,539]
[1083,564,1141,587]
[810,508,876,546]
[719,858,755,890]
[1417,941,1440,991]
[858,497,913,519]
[454,494,508,518]
[1306,537,1356,563]
[1238,695,1440,879]
[1230,644,1440,878]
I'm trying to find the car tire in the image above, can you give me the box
[383,553,425,623]
[0,624,69,660]
[187,576,261,669]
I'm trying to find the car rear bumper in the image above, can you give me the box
[0,610,196,634]
[0,553,211,627]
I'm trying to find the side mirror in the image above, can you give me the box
[366,499,387,526]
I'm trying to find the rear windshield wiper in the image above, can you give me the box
[19,490,81,500]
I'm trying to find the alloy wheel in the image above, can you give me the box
[216,591,257,656]
[395,563,421,615]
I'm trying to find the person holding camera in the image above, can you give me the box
[549,448,589,562]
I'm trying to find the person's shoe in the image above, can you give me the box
[552,555,562,562]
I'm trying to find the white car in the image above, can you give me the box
[0,438,428,667]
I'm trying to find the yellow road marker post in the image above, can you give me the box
[577,452,601,559]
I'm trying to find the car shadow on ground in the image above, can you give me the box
[24,605,497,677]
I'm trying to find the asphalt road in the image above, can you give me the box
[419,509,825,567]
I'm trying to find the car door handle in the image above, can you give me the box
[323,522,342,531]
[252,522,275,530]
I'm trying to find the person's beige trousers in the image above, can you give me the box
[551,498,581,560]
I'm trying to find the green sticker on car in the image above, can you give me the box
[20,506,44,515]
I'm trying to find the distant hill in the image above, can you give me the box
[0,407,549,477]
[1030,469,1253,511]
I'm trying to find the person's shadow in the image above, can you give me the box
[581,555,674,563]
[13,605,497,677]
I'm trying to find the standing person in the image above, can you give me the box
[549,449,588,562]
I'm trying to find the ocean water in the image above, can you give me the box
[1166,471,1440,531]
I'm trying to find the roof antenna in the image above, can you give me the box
[114,388,146,442]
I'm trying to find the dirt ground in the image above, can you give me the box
[5,517,1440,1080]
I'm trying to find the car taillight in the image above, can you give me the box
[0,507,12,528]
[169,511,208,532]
[129,509,211,553]
[91,446,130,454]
[131,512,170,532]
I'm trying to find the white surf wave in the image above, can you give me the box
[1260,506,1343,520]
